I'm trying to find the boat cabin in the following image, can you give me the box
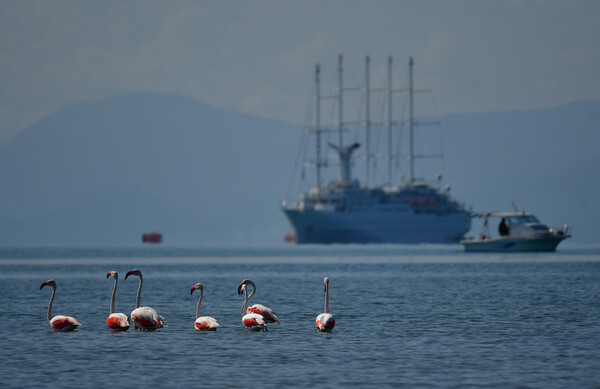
[474,211,568,239]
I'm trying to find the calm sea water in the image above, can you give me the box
[1,245,599,388]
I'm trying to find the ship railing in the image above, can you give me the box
[282,200,304,211]
[314,202,337,212]
[549,224,572,237]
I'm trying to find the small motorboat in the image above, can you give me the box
[461,210,571,252]
[142,232,162,244]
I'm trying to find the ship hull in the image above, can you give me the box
[283,208,471,244]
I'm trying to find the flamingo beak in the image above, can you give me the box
[40,281,47,290]
[190,286,196,295]
[125,270,134,280]
[237,284,245,295]
[106,272,112,278]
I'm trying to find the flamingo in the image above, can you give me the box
[237,279,280,323]
[238,283,268,331]
[106,271,130,331]
[315,277,335,332]
[190,283,220,331]
[40,279,80,332]
[125,269,165,331]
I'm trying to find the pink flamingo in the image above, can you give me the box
[315,277,335,332]
[125,269,165,331]
[106,271,130,331]
[40,279,80,332]
[190,283,220,331]
[237,279,280,324]
[238,282,268,331]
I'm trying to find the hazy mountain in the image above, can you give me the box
[0,92,597,245]
[0,92,300,245]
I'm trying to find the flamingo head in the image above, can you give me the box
[106,271,117,279]
[190,283,203,295]
[324,276,329,292]
[125,269,141,280]
[237,279,255,295]
[40,279,56,290]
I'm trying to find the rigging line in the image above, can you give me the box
[286,86,315,199]
[420,75,446,183]
[397,92,409,172]
[322,94,336,185]
[351,78,366,146]
[393,59,403,176]
[371,75,388,182]
[413,68,445,184]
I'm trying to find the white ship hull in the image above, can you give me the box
[283,207,471,244]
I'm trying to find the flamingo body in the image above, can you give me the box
[242,313,268,331]
[106,271,130,331]
[237,279,279,329]
[106,313,130,330]
[130,306,165,331]
[247,304,280,323]
[190,283,219,331]
[316,313,335,332]
[194,317,220,331]
[40,279,80,332]
[125,269,165,331]
[50,315,81,332]
[316,276,335,332]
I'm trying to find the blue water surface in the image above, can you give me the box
[1,245,599,388]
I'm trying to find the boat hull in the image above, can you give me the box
[461,235,569,252]
[283,208,471,244]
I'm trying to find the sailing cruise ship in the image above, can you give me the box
[282,56,471,244]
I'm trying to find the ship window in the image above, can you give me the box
[508,215,540,225]
[507,217,522,225]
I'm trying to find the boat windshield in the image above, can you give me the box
[507,215,540,225]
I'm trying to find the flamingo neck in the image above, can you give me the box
[324,278,330,313]
[324,285,329,313]
[135,274,143,308]
[247,280,256,300]
[47,285,56,322]
[241,287,250,316]
[110,276,117,314]
[195,287,203,319]
[240,280,256,316]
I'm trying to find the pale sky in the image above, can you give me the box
[1,0,599,144]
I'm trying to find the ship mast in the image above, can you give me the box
[408,56,415,185]
[387,56,393,186]
[338,54,344,152]
[315,64,322,195]
[365,56,370,187]
[313,56,426,190]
